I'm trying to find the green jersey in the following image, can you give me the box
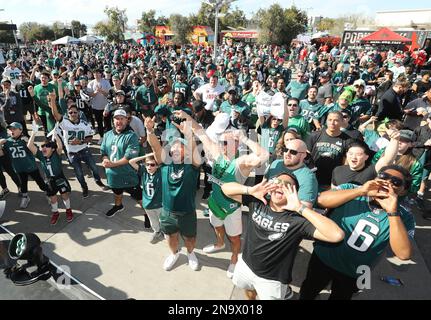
[314,183,415,278]
[260,120,284,155]
[101,128,140,189]
[299,99,323,124]
[33,83,57,115]
[172,82,191,101]
[161,163,199,215]
[208,157,246,220]
[286,81,310,101]
[219,100,249,115]
[287,115,310,139]
[3,137,37,173]
[36,150,63,178]
[135,84,157,106]
[139,166,162,210]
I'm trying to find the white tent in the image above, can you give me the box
[79,35,103,44]
[52,36,81,45]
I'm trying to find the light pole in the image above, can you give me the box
[203,0,236,62]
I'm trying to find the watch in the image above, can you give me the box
[297,204,307,216]
[387,212,400,217]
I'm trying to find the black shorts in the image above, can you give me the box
[46,176,71,197]
[111,185,142,201]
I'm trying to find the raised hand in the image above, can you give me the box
[31,121,39,133]
[281,184,302,212]
[144,116,156,131]
[373,183,398,214]
[248,178,277,205]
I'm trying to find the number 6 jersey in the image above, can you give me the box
[314,183,415,279]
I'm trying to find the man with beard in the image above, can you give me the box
[266,139,318,209]
[299,86,324,131]
[300,165,415,300]
[221,173,344,300]
[101,109,141,217]
[306,111,353,189]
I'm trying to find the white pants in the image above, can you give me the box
[145,208,161,232]
[232,255,290,300]
[209,207,242,237]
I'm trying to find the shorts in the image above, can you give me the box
[112,185,142,201]
[46,176,71,197]
[232,255,291,300]
[209,207,242,237]
[160,209,197,238]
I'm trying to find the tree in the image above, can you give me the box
[71,20,87,37]
[221,6,247,29]
[257,4,307,45]
[138,10,157,33]
[94,6,128,43]
[19,22,55,42]
[317,18,336,32]
[169,14,192,45]
[190,2,248,31]
[0,30,15,44]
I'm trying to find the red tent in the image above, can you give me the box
[360,27,412,45]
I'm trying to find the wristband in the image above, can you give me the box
[297,204,307,216]
[387,212,400,217]
[245,187,249,195]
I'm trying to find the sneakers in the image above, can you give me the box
[150,231,164,244]
[226,263,236,279]
[105,204,124,218]
[19,196,30,209]
[284,286,294,300]
[82,188,89,198]
[50,212,60,225]
[163,252,180,271]
[0,188,10,200]
[187,251,200,271]
[203,243,225,254]
[96,180,109,191]
[202,189,211,200]
[66,209,74,223]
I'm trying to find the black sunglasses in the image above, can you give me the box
[282,147,305,156]
[146,163,156,167]
[68,111,78,115]
[219,140,228,146]
[378,172,404,187]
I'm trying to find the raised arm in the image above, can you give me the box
[282,185,344,243]
[27,123,38,155]
[375,130,400,172]
[317,180,387,209]
[222,178,276,204]
[48,91,62,122]
[129,153,155,171]
[173,110,222,161]
[144,116,164,165]
[359,116,378,134]
[235,130,270,177]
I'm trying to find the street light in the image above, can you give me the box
[203,0,237,62]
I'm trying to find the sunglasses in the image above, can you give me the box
[146,163,157,167]
[342,114,350,119]
[378,172,404,187]
[270,178,291,187]
[68,111,78,115]
[219,140,228,146]
[282,147,305,156]
[41,144,52,148]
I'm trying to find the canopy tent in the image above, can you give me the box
[79,35,103,44]
[360,27,412,45]
[52,36,80,45]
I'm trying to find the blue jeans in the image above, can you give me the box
[69,148,101,190]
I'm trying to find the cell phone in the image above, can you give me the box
[380,276,403,286]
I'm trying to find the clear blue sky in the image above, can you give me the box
[2,0,431,28]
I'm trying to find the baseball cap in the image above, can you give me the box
[353,79,366,87]
[340,109,352,117]
[192,100,207,113]
[399,130,415,142]
[7,122,23,130]
[1,78,11,84]
[143,74,151,79]
[51,70,59,75]
[250,70,257,76]
[112,74,120,80]
[73,80,81,86]
[115,90,126,96]
[113,109,127,118]
[319,71,330,78]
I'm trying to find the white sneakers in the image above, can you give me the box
[187,251,199,271]
[203,243,226,254]
[19,196,30,209]
[163,252,180,271]
[226,263,236,279]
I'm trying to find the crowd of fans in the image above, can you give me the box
[0,40,430,300]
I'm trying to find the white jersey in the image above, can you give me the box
[59,117,93,154]
[2,67,22,87]
[195,83,225,111]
